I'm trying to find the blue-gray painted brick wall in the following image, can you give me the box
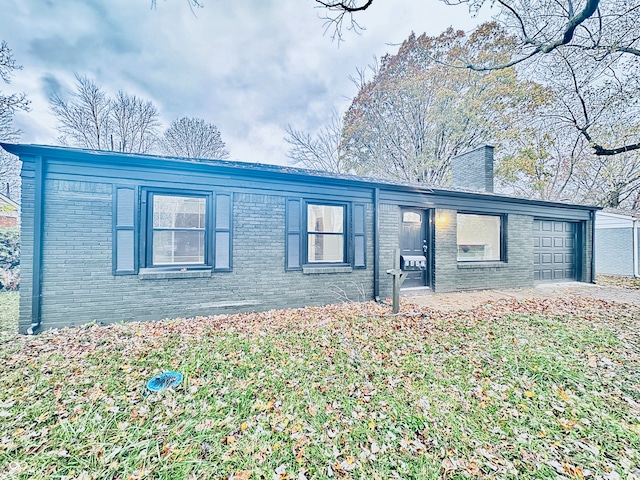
[433,210,534,292]
[20,174,596,333]
[27,181,375,332]
[451,145,494,193]
[17,175,34,334]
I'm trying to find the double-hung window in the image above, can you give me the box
[285,199,366,270]
[457,213,505,262]
[151,194,207,266]
[113,186,233,274]
[307,204,346,263]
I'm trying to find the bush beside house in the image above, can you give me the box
[0,227,19,290]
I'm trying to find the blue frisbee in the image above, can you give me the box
[146,371,183,392]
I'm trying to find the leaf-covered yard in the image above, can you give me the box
[1,297,639,479]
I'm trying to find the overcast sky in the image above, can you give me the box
[2,0,491,165]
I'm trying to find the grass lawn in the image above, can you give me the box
[0,290,18,343]
[1,297,639,479]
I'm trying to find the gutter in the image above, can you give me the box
[27,156,45,335]
[590,209,597,284]
[373,187,380,301]
[634,218,639,278]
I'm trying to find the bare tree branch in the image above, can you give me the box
[161,117,229,160]
[50,74,160,153]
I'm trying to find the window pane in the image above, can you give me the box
[308,234,344,263]
[153,195,206,229]
[457,214,501,261]
[153,230,205,265]
[307,205,344,233]
[403,212,421,223]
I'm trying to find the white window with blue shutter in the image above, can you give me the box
[113,186,137,275]
[353,203,366,268]
[114,187,233,274]
[285,198,302,270]
[214,193,232,271]
[286,198,365,270]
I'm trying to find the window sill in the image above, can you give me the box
[138,268,213,280]
[457,261,507,269]
[302,265,353,275]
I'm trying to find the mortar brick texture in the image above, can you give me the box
[26,181,375,332]
[451,146,494,193]
[18,175,34,333]
[433,210,534,292]
[377,203,401,300]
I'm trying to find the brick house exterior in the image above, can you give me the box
[1,143,598,334]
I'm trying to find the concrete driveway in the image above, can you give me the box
[401,282,640,311]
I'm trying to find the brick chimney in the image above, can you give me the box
[451,145,494,193]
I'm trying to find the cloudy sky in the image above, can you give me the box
[2,0,491,165]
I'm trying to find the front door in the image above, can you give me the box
[400,209,430,288]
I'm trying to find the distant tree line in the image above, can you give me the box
[50,74,229,160]
[0,41,230,203]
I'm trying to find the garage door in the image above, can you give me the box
[533,220,577,282]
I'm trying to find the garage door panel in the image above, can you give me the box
[533,220,577,283]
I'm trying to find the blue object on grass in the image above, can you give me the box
[146,371,183,392]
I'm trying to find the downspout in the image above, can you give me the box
[27,156,45,335]
[590,210,596,284]
[633,218,639,278]
[373,187,380,301]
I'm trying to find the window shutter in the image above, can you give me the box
[214,193,232,271]
[113,186,137,275]
[353,203,366,268]
[286,198,302,270]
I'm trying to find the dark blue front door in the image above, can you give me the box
[400,209,430,288]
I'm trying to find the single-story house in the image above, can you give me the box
[595,209,640,277]
[0,190,19,227]
[0,143,599,334]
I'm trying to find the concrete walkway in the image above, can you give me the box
[401,282,640,311]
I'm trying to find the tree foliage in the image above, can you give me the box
[314,0,640,158]
[161,117,229,160]
[0,227,19,291]
[341,24,545,184]
[50,74,161,153]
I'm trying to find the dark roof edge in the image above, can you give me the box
[1,143,601,211]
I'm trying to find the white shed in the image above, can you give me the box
[595,210,640,277]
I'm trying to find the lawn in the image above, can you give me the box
[1,297,639,479]
[0,290,18,343]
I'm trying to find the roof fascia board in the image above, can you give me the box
[1,143,601,212]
